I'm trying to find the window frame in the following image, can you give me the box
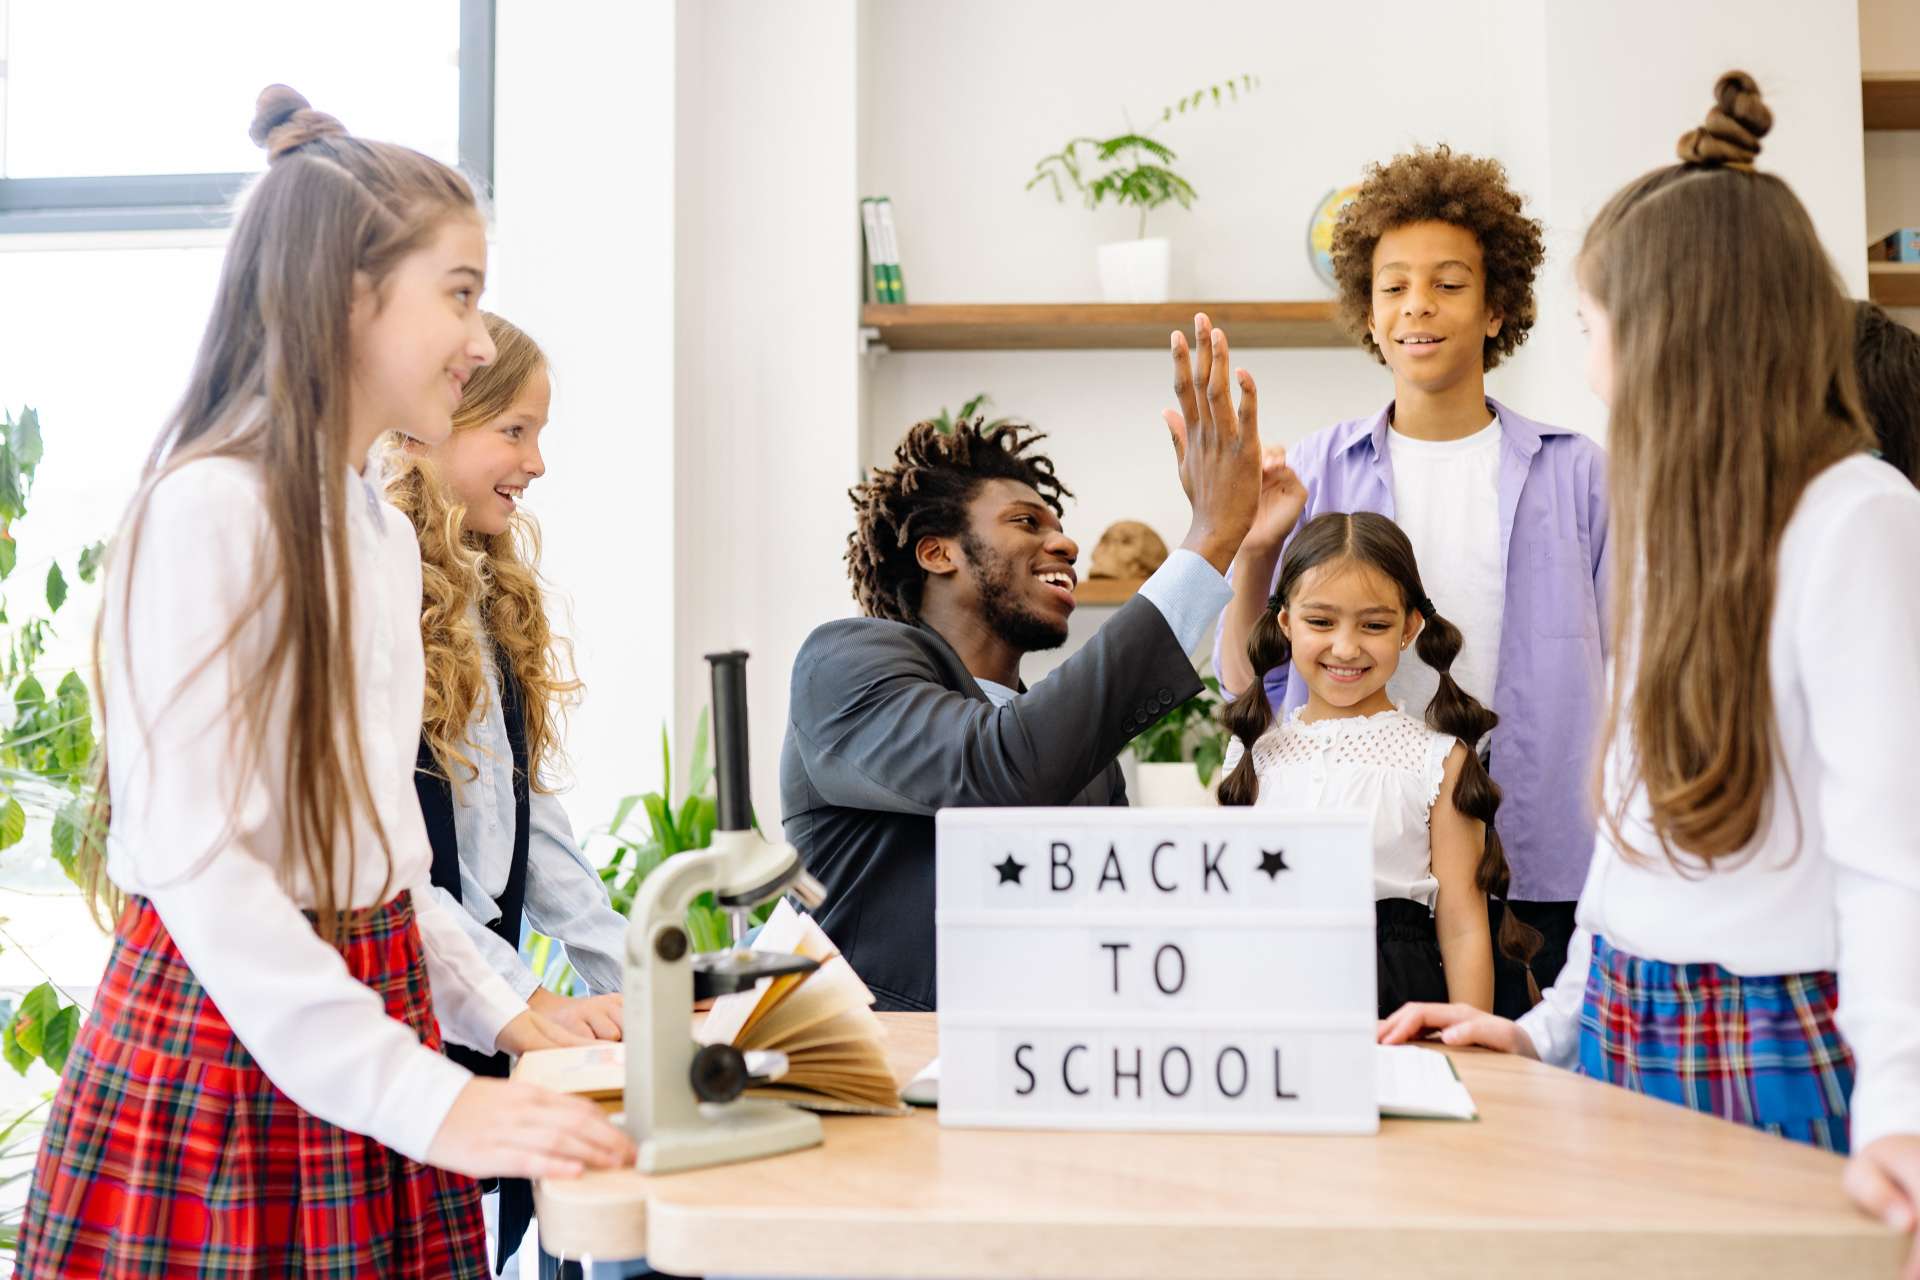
[0,0,493,234]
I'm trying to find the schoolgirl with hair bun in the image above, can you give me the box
[17,86,632,1280]
[1383,73,1920,1258]
[1218,510,1539,1018]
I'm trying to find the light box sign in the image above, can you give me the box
[936,807,1378,1134]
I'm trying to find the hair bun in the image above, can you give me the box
[249,84,346,161]
[1676,71,1771,169]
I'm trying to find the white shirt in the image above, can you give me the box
[1386,417,1505,714]
[429,629,628,998]
[1222,706,1457,907]
[1518,455,1920,1152]
[102,456,526,1164]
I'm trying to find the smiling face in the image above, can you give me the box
[348,214,495,452]
[428,362,551,536]
[1280,558,1422,717]
[1366,220,1504,397]
[921,477,1080,653]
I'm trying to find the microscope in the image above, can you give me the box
[621,650,830,1173]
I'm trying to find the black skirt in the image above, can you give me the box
[1375,897,1448,1018]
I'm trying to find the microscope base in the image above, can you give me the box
[635,1099,824,1174]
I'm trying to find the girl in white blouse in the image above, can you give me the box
[1382,73,1920,1255]
[19,87,631,1280]
[384,312,630,1271]
[1217,510,1539,1018]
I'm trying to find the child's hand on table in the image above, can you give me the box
[529,986,624,1040]
[1376,1001,1540,1058]
[428,1077,635,1180]
[1845,1136,1920,1279]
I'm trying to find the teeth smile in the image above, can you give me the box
[1400,337,1442,345]
[1324,665,1366,676]
[1037,571,1073,590]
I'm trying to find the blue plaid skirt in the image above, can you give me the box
[1576,934,1855,1152]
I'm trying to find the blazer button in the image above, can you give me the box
[1158,689,1173,707]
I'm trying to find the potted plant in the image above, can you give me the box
[1129,676,1229,808]
[1027,75,1258,303]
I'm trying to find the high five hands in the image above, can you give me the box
[1164,313,1263,574]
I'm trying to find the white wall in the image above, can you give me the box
[857,0,1869,688]
[673,0,862,828]
[489,1,677,833]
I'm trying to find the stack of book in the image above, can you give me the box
[860,196,908,303]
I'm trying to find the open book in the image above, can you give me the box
[696,900,905,1115]
[515,901,905,1116]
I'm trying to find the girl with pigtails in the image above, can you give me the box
[1218,511,1538,1018]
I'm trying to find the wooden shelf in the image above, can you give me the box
[1075,577,1143,606]
[1869,263,1920,307]
[1863,72,1920,130]
[861,302,1346,351]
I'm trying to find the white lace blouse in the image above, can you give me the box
[1222,706,1458,908]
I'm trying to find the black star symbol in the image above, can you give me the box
[994,854,1026,885]
[1256,848,1289,880]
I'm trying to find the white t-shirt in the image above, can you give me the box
[1385,417,1504,717]
[103,456,526,1163]
[1516,454,1920,1153]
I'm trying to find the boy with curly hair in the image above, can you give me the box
[783,333,1262,1011]
[1207,145,1609,1000]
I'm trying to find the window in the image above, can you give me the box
[0,0,493,232]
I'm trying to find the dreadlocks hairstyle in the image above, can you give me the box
[1581,72,1873,871]
[1853,300,1920,487]
[382,312,582,796]
[847,418,1072,623]
[1216,512,1542,983]
[1330,144,1545,371]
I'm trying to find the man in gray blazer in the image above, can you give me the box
[781,317,1262,1010]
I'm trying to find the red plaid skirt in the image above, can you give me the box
[16,891,487,1279]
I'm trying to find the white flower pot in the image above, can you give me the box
[1097,236,1171,303]
[1134,760,1220,808]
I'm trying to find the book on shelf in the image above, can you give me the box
[860,197,887,303]
[514,899,906,1116]
[875,196,907,303]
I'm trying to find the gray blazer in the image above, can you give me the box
[779,596,1202,1010]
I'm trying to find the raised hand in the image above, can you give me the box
[1248,443,1310,556]
[1162,312,1262,573]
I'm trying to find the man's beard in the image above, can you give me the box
[961,533,1069,654]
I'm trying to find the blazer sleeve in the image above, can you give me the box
[789,596,1200,814]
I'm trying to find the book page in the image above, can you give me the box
[1375,1045,1477,1120]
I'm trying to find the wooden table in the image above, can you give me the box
[534,1012,1905,1277]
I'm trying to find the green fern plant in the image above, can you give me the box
[930,392,1018,436]
[1027,75,1259,239]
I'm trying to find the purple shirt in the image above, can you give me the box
[1214,398,1610,902]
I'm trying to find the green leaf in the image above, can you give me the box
[76,540,105,585]
[44,562,66,613]
[660,724,673,813]
[0,796,24,851]
[12,408,41,473]
[687,707,712,798]
[608,794,643,840]
[0,1022,29,1076]
[1194,737,1226,787]
[0,535,14,582]
[11,985,56,1060]
[641,792,678,854]
[40,1005,78,1074]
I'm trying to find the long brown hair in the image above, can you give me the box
[79,85,484,939]
[382,312,582,793]
[1218,512,1542,980]
[1582,72,1873,869]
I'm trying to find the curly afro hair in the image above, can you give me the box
[1330,145,1545,372]
[847,419,1071,624]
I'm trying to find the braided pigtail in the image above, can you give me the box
[1217,603,1292,806]
[1414,604,1542,998]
